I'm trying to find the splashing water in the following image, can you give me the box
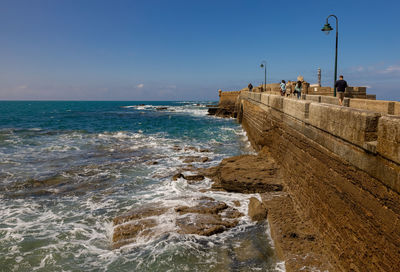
[0,101,282,271]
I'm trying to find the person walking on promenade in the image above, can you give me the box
[248,83,253,92]
[286,81,292,97]
[280,80,286,96]
[335,75,348,106]
[294,81,302,99]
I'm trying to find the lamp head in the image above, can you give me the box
[321,23,333,35]
[260,64,264,68]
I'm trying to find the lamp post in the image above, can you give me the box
[260,61,266,92]
[321,14,338,97]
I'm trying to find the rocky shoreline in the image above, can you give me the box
[111,145,331,271]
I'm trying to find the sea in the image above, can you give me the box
[0,101,284,272]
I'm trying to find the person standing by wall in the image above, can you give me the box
[280,80,286,96]
[294,81,302,99]
[335,75,348,106]
[248,83,253,92]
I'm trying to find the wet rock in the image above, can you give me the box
[233,200,241,207]
[180,156,209,163]
[177,214,238,236]
[172,173,184,181]
[172,173,205,183]
[223,208,244,219]
[156,107,168,110]
[112,218,157,248]
[112,197,242,248]
[207,107,218,115]
[184,174,205,182]
[206,154,283,193]
[113,204,168,225]
[261,194,331,271]
[201,157,209,163]
[198,166,219,178]
[184,146,198,152]
[175,198,228,215]
[208,107,235,118]
[248,197,268,222]
[146,161,158,165]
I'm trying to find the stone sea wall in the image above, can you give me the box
[214,90,400,271]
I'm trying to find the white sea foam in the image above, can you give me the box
[0,105,278,271]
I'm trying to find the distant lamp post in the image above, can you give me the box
[260,61,266,92]
[321,14,338,97]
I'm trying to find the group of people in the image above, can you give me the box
[248,75,348,105]
[280,80,302,99]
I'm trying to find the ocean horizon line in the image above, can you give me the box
[0,99,218,102]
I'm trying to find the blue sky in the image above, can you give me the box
[0,0,399,101]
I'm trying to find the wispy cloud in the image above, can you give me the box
[136,83,144,88]
[380,65,400,74]
[349,64,400,76]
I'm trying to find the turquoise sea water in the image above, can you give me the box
[0,101,282,271]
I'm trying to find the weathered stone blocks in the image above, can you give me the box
[260,93,269,105]
[308,103,380,148]
[268,95,284,111]
[394,102,400,116]
[236,95,400,271]
[320,95,350,107]
[377,116,400,164]
[349,98,395,115]
[304,94,321,103]
[282,99,310,121]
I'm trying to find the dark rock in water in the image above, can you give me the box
[112,197,242,248]
[184,174,205,182]
[172,173,184,181]
[223,208,244,219]
[172,145,182,151]
[184,146,198,152]
[156,107,168,110]
[146,161,158,165]
[176,213,238,236]
[201,157,209,163]
[205,154,283,193]
[207,107,236,118]
[113,218,157,249]
[207,107,218,115]
[180,156,209,163]
[248,197,268,222]
[233,200,241,207]
[175,198,228,215]
[113,204,168,225]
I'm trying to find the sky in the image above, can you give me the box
[0,0,399,101]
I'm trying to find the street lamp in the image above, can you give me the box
[321,14,338,97]
[260,61,266,92]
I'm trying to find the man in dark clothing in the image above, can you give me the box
[335,75,348,106]
[248,83,253,92]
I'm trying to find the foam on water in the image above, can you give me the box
[0,101,282,271]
